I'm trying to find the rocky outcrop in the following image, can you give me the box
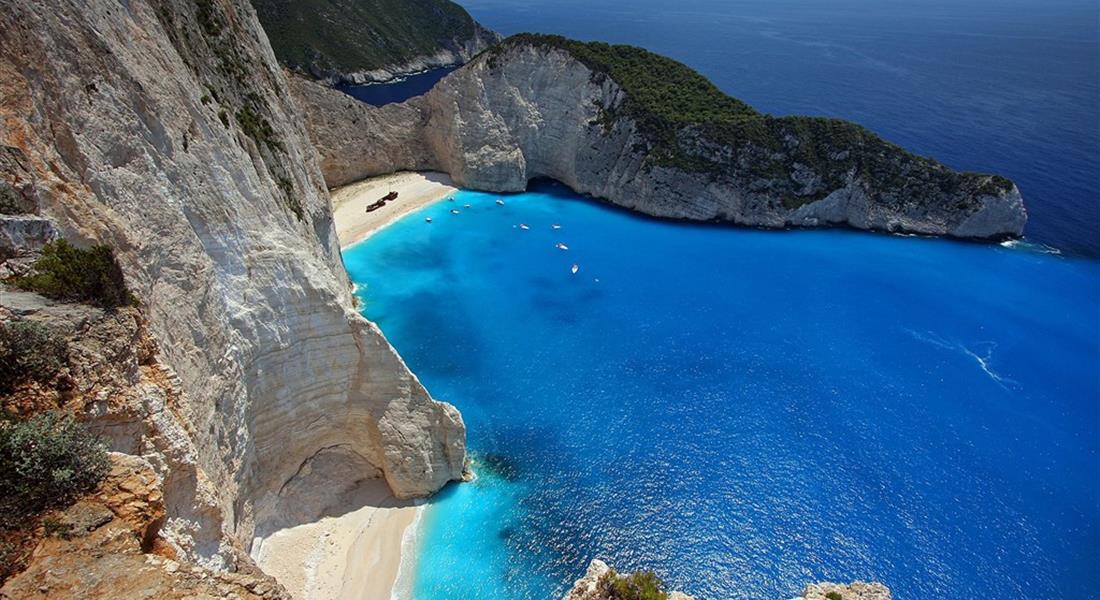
[293,36,1026,241]
[562,560,892,600]
[1,453,290,600]
[563,560,694,600]
[796,581,892,600]
[0,0,464,578]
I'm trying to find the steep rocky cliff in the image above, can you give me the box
[294,34,1026,241]
[0,0,464,578]
[252,0,500,84]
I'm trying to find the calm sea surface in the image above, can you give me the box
[341,1,1099,597]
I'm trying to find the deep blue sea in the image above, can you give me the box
[341,1,1099,598]
[337,66,458,106]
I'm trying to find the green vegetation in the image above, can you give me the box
[250,0,484,76]
[236,105,283,152]
[596,569,669,600]
[826,592,844,600]
[493,35,1014,209]
[0,321,68,395]
[0,411,109,528]
[195,0,222,37]
[10,240,137,309]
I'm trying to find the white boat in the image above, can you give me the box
[571,264,579,274]
[496,199,505,205]
[519,223,530,230]
[555,243,569,250]
[551,224,561,229]
[425,217,432,223]
[464,204,471,208]
[451,209,460,215]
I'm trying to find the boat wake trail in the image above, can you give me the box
[905,329,1018,389]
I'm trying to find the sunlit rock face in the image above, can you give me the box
[0,0,465,571]
[293,38,1026,241]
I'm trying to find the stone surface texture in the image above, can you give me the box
[797,581,893,600]
[0,0,464,577]
[562,559,695,600]
[1,453,291,600]
[293,41,1026,240]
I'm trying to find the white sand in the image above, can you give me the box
[253,479,420,600]
[261,172,453,599]
[332,171,457,248]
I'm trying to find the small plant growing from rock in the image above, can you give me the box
[0,321,67,394]
[10,240,137,309]
[596,569,669,600]
[0,411,109,528]
[826,592,843,600]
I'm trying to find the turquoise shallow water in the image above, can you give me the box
[343,182,1100,599]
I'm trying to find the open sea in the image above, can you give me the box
[340,1,1099,598]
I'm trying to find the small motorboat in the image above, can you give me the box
[519,224,530,230]
[496,199,505,206]
[425,217,432,223]
[451,209,460,215]
[555,243,569,251]
[551,224,561,229]
[571,264,579,274]
[464,204,472,209]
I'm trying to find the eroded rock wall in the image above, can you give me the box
[293,42,1026,240]
[0,0,464,569]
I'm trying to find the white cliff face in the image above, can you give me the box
[293,42,1026,241]
[0,0,464,570]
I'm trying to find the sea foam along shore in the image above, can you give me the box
[333,171,458,248]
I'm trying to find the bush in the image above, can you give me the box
[0,412,110,527]
[11,240,137,309]
[826,593,843,600]
[0,321,68,394]
[597,569,669,600]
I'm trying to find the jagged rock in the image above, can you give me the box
[0,453,291,600]
[563,560,694,600]
[797,581,892,600]
[292,36,1026,241]
[0,0,464,578]
[0,216,57,257]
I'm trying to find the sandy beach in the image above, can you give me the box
[332,171,457,247]
[249,173,455,600]
[252,479,420,600]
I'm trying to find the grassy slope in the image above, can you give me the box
[251,0,480,75]
[491,35,1013,209]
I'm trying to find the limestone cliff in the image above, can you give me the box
[293,35,1026,241]
[0,0,464,576]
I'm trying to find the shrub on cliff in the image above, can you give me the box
[11,240,137,309]
[596,569,669,600]
[0,411,109,527]
[0,321,68,395]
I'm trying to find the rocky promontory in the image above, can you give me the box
[252,0,500,85]
[294,34,1027,240]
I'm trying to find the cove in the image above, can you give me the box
[335,66,458,106]
[342,181,1099,599]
